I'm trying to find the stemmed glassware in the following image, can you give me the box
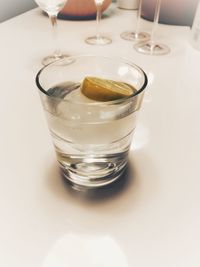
[121,0,149,42]
[85,0,112,45]
[134,0,170,55]
[35,0,69,65]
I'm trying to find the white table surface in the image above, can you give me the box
[0,4,200,267]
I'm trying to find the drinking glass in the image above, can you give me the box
[35,0,69,65]
[134,0,170,55]
[85,0,112,45]
[120,0,150,42]
[36,55,147,189]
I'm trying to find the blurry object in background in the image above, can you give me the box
[34,0,69,65]
[134,0,170,55]
[120,0,150,42]
[85,0,112,45]
[0,0,36,22]
[117,0,139,10]
[191,1,200,50]
[141,0,199,26]
[58,0,111,20]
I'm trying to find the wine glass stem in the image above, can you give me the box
[150,0,162,45]
[96,4,102,40]
[135,0,142,36]
[49,14,61,58]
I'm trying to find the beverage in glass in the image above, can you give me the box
[36,55,147,189]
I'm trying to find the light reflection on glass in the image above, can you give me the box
[131,123,150,150]
[118,66,129,76]
[147,72,154,85]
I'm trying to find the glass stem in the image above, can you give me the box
[135,0,142,37]
[49,14,61,58]
[96,4,102,40]
[150,0,162,45]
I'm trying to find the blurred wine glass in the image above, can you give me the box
[134,0,170,55]
[35,0,69,65]
[85,0,112,45]
[120,0,149,42]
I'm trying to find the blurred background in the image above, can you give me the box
[0,0,198,26]
[0,0,116,22]
[0,0,36,22]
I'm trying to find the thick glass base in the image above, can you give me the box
[85,35,112,45]
[42,53,69,66]
[120,31,150,42]
[59,154,128,189]
[134,41,170,55]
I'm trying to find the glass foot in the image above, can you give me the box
[134,41,170,55]
[42,53,69,66]
[121,31,150,42]
[60,162,127,190]
[85,35,112,45]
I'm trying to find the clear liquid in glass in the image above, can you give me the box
[44,81,138,188]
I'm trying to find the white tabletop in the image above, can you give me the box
[0,4,200,267]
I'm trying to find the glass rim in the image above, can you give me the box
[35,55,148,106]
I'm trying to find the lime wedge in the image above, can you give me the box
[81,77,137,102]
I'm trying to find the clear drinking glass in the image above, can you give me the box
[35,0,69,65]
[120,0,150,42]
[36,55,147,189]
[134,0,170,55]
[85,0,112,45]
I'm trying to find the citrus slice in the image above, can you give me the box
[81,76,137,102]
